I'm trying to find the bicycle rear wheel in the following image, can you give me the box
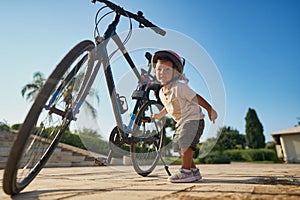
[130,100,165,176]
[3,40,95,195]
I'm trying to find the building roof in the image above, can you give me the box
[271,126,300,144]
[272,126,300,136]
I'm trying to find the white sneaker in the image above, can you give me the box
[192,168,202,181]
[168,168,196,183]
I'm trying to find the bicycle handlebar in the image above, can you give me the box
[91,0,166,36]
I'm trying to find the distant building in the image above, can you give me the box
[272,126,300,163]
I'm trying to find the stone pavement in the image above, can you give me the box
[1,163,300,200]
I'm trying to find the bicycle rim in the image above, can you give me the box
[130,100,165,176]
[3,40,95,195]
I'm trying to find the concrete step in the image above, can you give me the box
[0,131,106,169]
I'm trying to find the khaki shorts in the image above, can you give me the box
[173,119,204,152]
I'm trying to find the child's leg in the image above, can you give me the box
[168,147,196,183]
[180,147,202,181]
[180,147,194,170]
[191,158,196,169]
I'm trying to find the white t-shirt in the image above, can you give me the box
[159,82,205,126]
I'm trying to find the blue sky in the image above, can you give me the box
[0,0,299,142]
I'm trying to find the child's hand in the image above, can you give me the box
[150,107,167,119]
[209,108,218,123]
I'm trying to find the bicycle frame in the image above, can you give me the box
[73,13,157,142]
[45,7,162,144]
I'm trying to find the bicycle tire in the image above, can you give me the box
[3,40,95,195]
[130,100,165,177]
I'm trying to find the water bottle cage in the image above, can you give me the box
[117,94,128,114]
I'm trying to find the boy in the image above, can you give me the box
[150,50,218,183]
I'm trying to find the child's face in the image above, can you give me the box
[155,60,174,85]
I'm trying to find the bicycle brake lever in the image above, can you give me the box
[145,52,152,62]
[137,11,144,28]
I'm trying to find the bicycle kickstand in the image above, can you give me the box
[157,150,172,176]
[94,149,113,166]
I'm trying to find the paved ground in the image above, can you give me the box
[1,163,300,200]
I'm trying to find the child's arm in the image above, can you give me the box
[150,107,168,119]
[192,94,218,123]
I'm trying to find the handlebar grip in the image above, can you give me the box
[151,27,166,36]
[136,11,166,36]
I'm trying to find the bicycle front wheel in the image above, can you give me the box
[130,100,165,177]
[3,40,95,195]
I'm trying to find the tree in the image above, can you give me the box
[0,120,10,131]
[21,71,45,101]
[21,71,99,119]
[200,137,218,153]
[245,108,265,148]
[216,126,246,150]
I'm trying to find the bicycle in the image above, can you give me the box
[3,0,171,195]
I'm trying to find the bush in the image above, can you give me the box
[11,123,22,131]
[77,134,110,155]
[198,151,231,164]
[60,131,86,149]
[224,149,279,162]
[163,157,199,165]
[244,149,277,162]
[59,131,110,155]
[224,150,246,161]
[0,121,10,131]
[170,157,183,165]
[198,149,279,164]
[265,141,276,150]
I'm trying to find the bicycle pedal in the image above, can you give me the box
[94,157,107,166]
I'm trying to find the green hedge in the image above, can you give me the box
[60,131,86,149]
[77,134,110,155]
[10,123,22,131]
[59,131,109,155]
[196,149,280,164]
[198,151,231,164]
[224,149,279,162]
